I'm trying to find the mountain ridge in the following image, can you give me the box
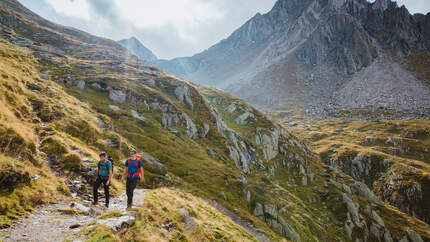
[157,0,430,119]
[118,36,158,63]
[0,0,430,241]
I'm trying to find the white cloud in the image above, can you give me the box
[118,0,225,28]
[45,0,90,20]
[17,0,430,59]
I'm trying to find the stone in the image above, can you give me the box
[76,81,85,90]
[234,112,255,125]
[91,83,102,89]
[131,110,146,121]
[278,216,301,241]
[109,90,126,104]
[203,123,210,137]
[108,105,120,111]
[175,85,194,110]
[342,194,360,224]
[225,103,237,113]
[70,202,91,216]
[206,147,215,158]
[264,204,277,219]
[352,182,383,205]
[406,230,424,242]
[145,79,156,87]
[219,191,227,200]
[182,113,198,139]
[180,208,196,233]
[97,215,136,231]
[140,152,165,173]
[254,203,264,220]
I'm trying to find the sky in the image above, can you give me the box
[18,0,430,60]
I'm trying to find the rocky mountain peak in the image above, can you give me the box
[118,36,158,63]
[371,0,397,11]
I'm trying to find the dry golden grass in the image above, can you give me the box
[124,188,258,242]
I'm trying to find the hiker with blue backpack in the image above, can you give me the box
[121,150,144,209]
[93,152,113,207]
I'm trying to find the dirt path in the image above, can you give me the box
[207,200,270,242]
[0,189,147,242]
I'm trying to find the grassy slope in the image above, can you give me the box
[283,117,430,224]
[0,5,429,239]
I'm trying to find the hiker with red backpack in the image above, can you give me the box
[121,150,144,209]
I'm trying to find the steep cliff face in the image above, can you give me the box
[158,0,430,118]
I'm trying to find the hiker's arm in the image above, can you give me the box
[140,168,144,183]
[107,169,112,185]
[122,167,128,182]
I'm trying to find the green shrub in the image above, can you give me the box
[63,153,82,171]
[40,137,67,158]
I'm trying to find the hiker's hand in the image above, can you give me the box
[106,180,110,186]
[140,176,144,183]
[121,177,125,183]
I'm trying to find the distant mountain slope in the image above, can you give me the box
[158,0,430,119]
[1,0,430,241]
[118,37,158,63]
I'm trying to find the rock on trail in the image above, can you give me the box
[0,190,147,242]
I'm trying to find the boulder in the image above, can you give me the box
[203,123,210,137]
[182,113,198,139]
[206,147,215,158]
[342,194,360,224]
[108,105,120,111]
[264,204,277,219]
[97,215,136,231]
[406,230,424,242]
[234,112,255,125]
[352,182,383,205]
[109,90,126,104]
[140,152,165,173]
[77,81,85,90]
[131,110,146,122]
[175,85,194,110]
[180,208,196,233]
[254,203,264,220]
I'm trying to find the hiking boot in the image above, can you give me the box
[92,201,97,206]
[105,203,109,208]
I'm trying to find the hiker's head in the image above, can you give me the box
[99,152,107,161]
[130,150,137,159]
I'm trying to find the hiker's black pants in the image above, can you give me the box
[126,178,138,206]
[93,176,109,205]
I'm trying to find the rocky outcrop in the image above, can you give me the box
[235,112,254,125]
[109,90,126,104]
[374,165,430,224]
[253,203,301,241]
[174,85,194,111]
[0,169,30,190]
[297,14,377,75]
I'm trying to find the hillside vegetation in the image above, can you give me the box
[0,0,429,241]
